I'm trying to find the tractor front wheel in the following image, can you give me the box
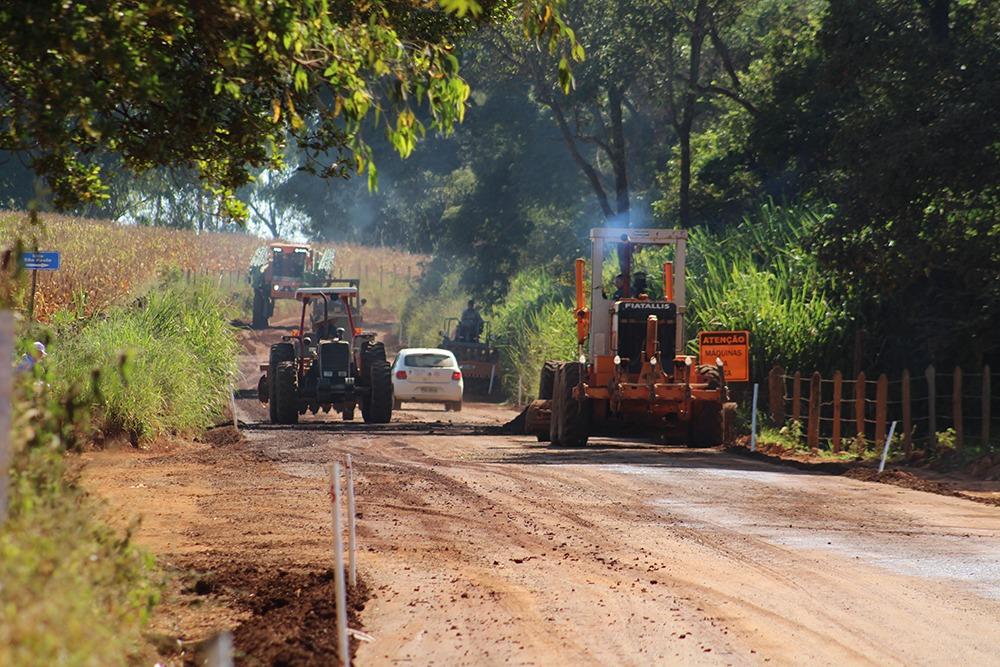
[268,343,295,423]
[549,362,589,447]
[252,289,269,329]
[272,361,299,425]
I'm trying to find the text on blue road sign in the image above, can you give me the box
[21,251,61,271]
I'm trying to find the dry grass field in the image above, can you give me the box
[0,211,425,320]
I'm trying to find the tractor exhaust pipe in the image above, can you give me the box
[644,315,658,361]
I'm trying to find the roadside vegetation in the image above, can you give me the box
[1,366,160,665]
[1,254,247,661]
[404,200,846,402]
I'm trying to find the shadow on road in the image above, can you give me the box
[483,438,840,477]
[241,420,501,437]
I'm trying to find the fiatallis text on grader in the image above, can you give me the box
[526,228,740,447]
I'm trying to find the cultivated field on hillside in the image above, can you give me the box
[0,212,425,320]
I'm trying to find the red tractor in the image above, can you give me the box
[525,228,737,447]
[257,287,393,424]
[249,243,334,329]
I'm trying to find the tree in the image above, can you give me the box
[0,0,579,217]
[748,0,1000,368]
[483,0,663,225]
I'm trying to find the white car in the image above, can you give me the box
[391,348,464,411]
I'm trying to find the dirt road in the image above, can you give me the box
[81,326,1000,666]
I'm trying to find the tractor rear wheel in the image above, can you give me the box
[549,362,589,447]
[268,343,295,423]
[688,399,723,447]
[342,405,355,421]
[363,360,393,424]
[252,289,269,329]
[272,361,299,424]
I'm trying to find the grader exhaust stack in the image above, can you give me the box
[526,228,737,448]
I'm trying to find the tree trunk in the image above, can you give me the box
[548,92,615,220]
[678,119,692,228]
[678,0,708,229]
[608,85,629,225]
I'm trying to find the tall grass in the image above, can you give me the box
[686,202,849,378]
[50,278,240,441]
[398,269,470,348]
[490,269,576,399]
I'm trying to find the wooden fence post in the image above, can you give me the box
[875,374,888,446]
[808,372,821,449]
[792,371,802,424]
[0,311,12,520]
[902,369,912,455]
[983,365,991,447]
[953,367,963,448]
[769,365,785,425]
[926,365,937,449]
[855,371,866,439]
[832,371,843,452]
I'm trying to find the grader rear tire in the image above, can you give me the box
[549,362,589,447]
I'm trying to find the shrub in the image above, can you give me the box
[50,278,240,441]
[1,357,160,665]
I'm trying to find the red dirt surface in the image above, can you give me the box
[78,322,1000,665]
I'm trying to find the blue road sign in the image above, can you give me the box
[21,251,61,271]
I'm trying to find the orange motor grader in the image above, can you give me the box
[525,228,737,447]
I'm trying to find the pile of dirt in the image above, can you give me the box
[730,441,1000,507]
[176,560,369,666]
[963,452,1000,481]
[199,426,245,447]
[844,468,959,496]
[500,406,528,434]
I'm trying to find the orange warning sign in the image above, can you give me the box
[698,330,750,383]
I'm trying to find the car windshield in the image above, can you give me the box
[404,353,453,368]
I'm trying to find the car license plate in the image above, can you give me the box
[418,386,439,393]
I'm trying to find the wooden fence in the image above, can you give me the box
[768,364,997,452]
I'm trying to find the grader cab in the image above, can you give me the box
[525,228,737,447]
